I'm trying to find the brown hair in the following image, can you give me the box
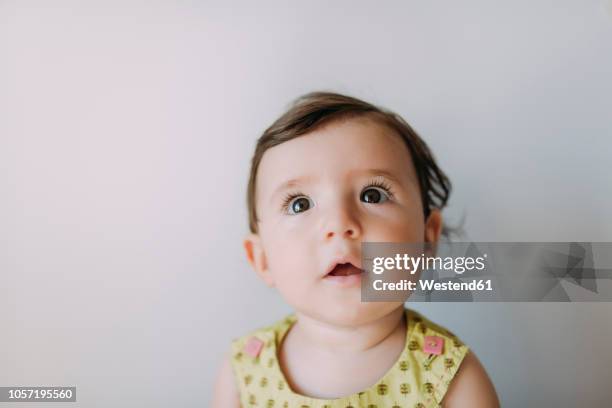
[246,91,452,234]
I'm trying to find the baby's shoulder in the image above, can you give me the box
[408,308,467,347]
[229,313,295,362]
[402,308,471,401]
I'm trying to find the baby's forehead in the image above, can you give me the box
[256,118,419,195]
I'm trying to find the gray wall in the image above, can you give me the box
[1,1,611,406]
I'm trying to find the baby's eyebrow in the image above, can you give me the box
[270,175,315,203]
[269,168,404,204]
[352,168,404,185]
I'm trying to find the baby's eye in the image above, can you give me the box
[285,196,313,215]
[360,187,390,204]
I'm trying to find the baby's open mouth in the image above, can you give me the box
[327,263,363,277]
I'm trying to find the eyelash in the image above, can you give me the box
[280,178,395,213]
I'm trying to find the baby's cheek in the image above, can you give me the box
[270,263,319,311]
[366,216,425,242]
[268,245,313,279]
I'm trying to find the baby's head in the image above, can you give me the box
[243,92,451,325]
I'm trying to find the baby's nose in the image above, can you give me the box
[323,207,362,241]
[325,227,358,240]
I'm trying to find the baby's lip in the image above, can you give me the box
[324,254,363,277]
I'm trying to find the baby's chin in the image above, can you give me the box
[298,301,404,328]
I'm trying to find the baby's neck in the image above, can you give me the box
[291,306,406,355]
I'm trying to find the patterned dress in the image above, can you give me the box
[230,308,469,407]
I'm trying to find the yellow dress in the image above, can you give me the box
[230,308,469,408]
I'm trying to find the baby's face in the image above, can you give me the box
[245,117,442,325]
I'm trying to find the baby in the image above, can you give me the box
[212,92,499,407]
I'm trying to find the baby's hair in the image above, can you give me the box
[247,91,453,235]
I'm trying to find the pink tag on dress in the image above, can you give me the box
[423,335,444,355]
[243,336,264,357]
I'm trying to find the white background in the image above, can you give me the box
[1,1,612,406]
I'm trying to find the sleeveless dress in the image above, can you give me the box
[229,308,469,408]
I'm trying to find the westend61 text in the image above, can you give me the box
[373,279,493,292]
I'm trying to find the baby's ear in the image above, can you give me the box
[424,209,443,244]
[243,233,275,287]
